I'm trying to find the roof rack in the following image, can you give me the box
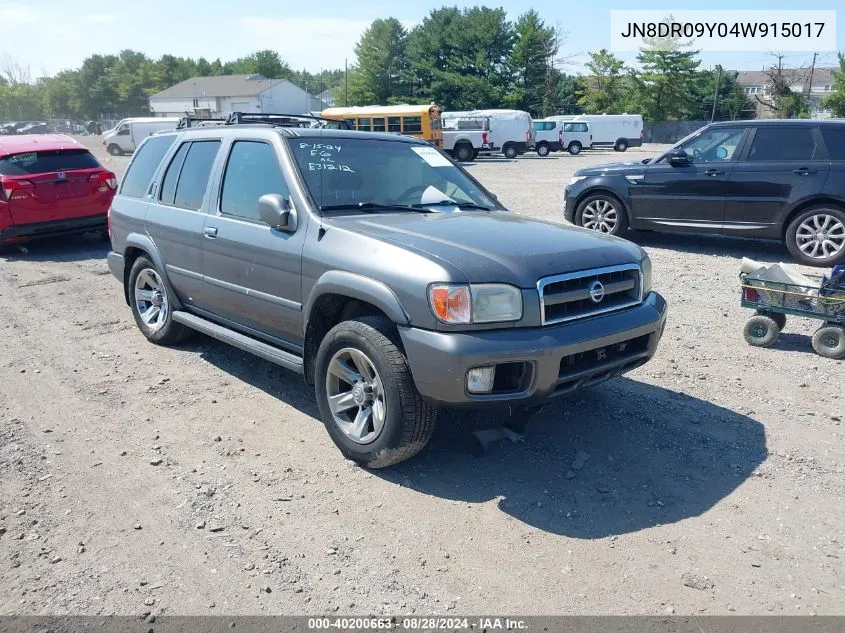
[176,116,226,129]
[224,112,352,130]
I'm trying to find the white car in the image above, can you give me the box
[534,119,592,156]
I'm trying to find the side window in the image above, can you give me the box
[159,142,189,206]
[820,127,845,161]
[173,141,220,210]
[388,117,401,133]
[683,128,745,163]
[575,123,588,133]
[357,118,371,131]
[563,123,573,133]
[403,116,422,134]
[220,141,289,222]
[120,135,176,199]
[372,117,386,132]
[746,127,825,162]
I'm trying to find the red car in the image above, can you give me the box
[0,134,117,246]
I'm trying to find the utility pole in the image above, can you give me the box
[807,51,817,96]
[710,64,722,123]
[345,58,349,106]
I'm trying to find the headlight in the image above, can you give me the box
[640,253,653,296]
[568,176,587,186]
[429,283,523,324]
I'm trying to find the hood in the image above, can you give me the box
[575,159,651,176]
[324,211,644,287]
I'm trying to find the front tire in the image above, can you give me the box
[574,193,628,236]
[128,256,190,345]
[315,317,438,468]
[785,206,845,266]
[812,324,845,359]
[743,315,780,348]
[568,142,582,155]
[536,143,550,157]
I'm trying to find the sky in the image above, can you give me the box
[0,0,842,81]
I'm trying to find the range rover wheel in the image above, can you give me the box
[614,139,628,152]
[315,317,438,468]
[502,144,518,159]
[575,194,628,236]
[568,142,582,155]
[107,144,122,156]
[811,324,845,359]
[743,315,780,348]
[128,256,190,345]
[785,206,845,266]
[536,143,550,157]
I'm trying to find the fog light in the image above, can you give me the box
[466,366,495,394]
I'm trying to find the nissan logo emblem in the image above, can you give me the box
[588,280,605,303]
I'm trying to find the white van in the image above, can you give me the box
[103,117,180,155]
[533,119,593,156]
[442,109,533,159]
[566,114,643,152]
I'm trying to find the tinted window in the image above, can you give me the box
[682,127,745,163]
[173,141,220,210]
[388,117,401,133]
[0,149,100,176]
[159,142,189,206]
[373,117,386,132]
[357,118,371,131]
[747,127,825,162]
[403,116,422,134]
[121,135,176,198]
[220,141,288,222]
[820,127,845,161]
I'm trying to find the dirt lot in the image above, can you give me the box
[0,136,842,617]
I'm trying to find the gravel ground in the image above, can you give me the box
[0,137,842,617]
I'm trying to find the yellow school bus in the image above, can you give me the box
[321,104,443,147]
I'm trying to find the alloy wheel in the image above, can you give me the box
[795,213,845,260]
[325,348,386,445]
[582,199,619,233]
[134,268,168,331]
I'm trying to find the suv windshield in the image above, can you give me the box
[289,138,500,212]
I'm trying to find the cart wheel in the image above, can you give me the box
[743,315,780,348]
[757,310,786,331]
[811,324,845,360]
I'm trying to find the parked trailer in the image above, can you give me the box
[442,109,533,159]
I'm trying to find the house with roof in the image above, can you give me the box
[148,74,327,118]
[736,67,837,119]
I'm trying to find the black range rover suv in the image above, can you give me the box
[564,119,845,266]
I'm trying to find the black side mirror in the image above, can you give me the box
[258,193,297,233]
[668,149,690,166]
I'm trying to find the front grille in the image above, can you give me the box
[554,333,651,395]
[538,264,642,325]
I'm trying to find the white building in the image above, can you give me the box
[148,74,327,118]
[737,67,837,119]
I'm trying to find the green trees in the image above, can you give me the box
[347,18,409,105]
[578,49,626,114]
[507,10,559,116]
[821,53,845,117]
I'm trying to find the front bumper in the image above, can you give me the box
[399,291,667,407]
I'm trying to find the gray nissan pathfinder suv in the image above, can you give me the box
[107,113,667,467]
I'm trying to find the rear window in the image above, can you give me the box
[820,127,845,161]
[0,149,99,176]
[120,135,177,199]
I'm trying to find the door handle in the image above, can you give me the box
[203,226,218,238]
[705,168,724,176]
[793,168,814,175]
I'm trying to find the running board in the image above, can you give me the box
[172,311,304,374]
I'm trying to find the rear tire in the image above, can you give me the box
[503,144,518,159]
[568,142,582,155]
[811,324,845,359]
[107,144,122,156]
[785,205,845,267]
[757,310,786,331]
[454,142,473,163]
[314,317,438,468]
[743,315,780,348]
[614,139,628,152]
[128,256,191,345]
[536,143,550,157]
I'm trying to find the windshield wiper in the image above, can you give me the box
[320,202,432,214]
[409,200,492,211]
